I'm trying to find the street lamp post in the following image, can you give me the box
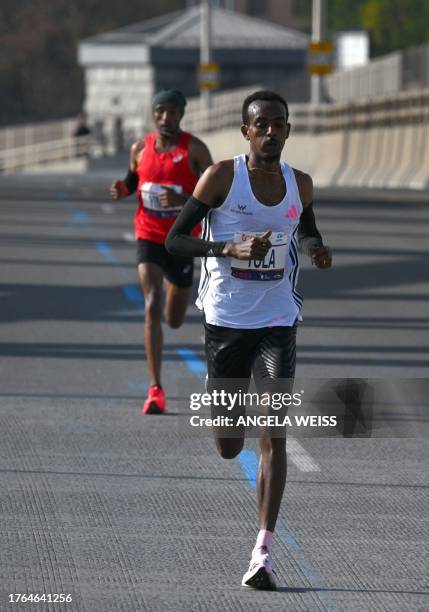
[200,0,212,112]
[311,0,327,104]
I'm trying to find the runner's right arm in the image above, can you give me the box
[110,139,144,200]
[166,161,271,261]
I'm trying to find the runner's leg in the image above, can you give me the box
[257,435,286,531]
[163,250,194,328]
[205,322,252,459]
[253,324,297,532]
[138,262,164,387]
[241,324,297,589]
[163,280,191,329]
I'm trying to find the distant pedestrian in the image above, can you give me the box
[73,113,91,138]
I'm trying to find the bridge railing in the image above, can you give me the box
[0,135,91,173]
[325,42,429,103]
[2,85,429,189]
[181,85,262,134]
[0,118,78,149]
[183,85,429,135]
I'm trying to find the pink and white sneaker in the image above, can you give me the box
[241,545,277,590]
[142,385,166,414]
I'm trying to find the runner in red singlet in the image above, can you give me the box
[110,90,213,414]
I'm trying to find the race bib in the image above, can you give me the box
[231,231,288,281]
[141,182,183,218]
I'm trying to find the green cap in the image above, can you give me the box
[152,89,187,112]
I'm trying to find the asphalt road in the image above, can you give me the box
[0,173,428,612]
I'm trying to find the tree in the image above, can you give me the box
[293,0,429,56]
[0,0,184,125]
[294,0,367,34]
[361,0,429,55]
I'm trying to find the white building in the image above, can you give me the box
[78,5,309,146]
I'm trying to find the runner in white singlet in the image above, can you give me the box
[166,90,332,591]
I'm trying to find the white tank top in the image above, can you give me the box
[196,154,303,329]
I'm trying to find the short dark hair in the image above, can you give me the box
[242,90,289,124]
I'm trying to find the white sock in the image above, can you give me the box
[253,529,273,556]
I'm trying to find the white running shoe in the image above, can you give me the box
[241,546,277,590]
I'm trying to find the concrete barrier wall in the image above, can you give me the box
[408,123,429,189]
[197,124,429,191]
[197,128,320,177]
[196,89,429,191]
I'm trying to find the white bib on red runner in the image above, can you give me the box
[141,182,183,218]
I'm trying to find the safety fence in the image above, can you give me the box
[287,88,429,189]
[0,136,91,174]
[325,42,429,103]
[0,118,76,150]
[2,86,429,190]
[181,85,261,134]
[0,117,93,173]
[195,87,429,190]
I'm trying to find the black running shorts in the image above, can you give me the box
[136,239,194,288]
[204,321,297,434]
[204,320,297,392]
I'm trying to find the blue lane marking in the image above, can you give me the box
[72,210,88,224]
[238,448,338,611]
[122,285,144,305]
[237,449,258,488]
[178,349,338,610]
[95,241,140,300]
[96,240,130,277]
[95,241,145,393]
[175,348,206,379]
[96,240,115,259]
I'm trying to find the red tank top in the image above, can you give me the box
[135,131,200,243]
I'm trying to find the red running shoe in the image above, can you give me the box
[142,385,166,414]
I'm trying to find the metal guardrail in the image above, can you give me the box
[182,85,429,136]
[2,85,429,175]
[0,136,91,173]
[289,88,429,133]
[325,42,429,103]
[326,53,402,103]
[181,85,262,134]
[0,118,77,151]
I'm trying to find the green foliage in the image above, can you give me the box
[361,0,429,55]
[293,0,366,33]
[293,0,429,56]
[327,0,366,33]
[3,1,429,124]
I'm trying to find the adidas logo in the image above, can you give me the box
[285,204,298,219]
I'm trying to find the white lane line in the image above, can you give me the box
[101,204,114,214]
[287,438,321,472]
[122,232,134,242]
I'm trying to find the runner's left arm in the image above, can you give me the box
[165,195,227,256]
[294,169,332,269]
